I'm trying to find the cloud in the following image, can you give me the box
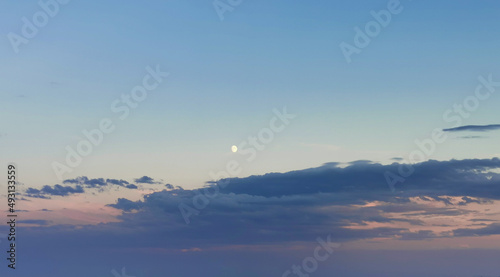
[348,160,374,165]
[214,158,500,200]
[456,136,486,139]
[105,178,131,187]
[109,198,143,211]
[126,184,138,189]
[399,230,438,240]
[25,177,139,198]
[165,183,174,189]
[453,223,500,237]
[97,158,500,248]
[443,124,500,132]
[63,176,136,189]
[64,177,105,187]
[458,196,486,206]
[18,158,500,253]
[25,184,84,198]
[134,176,160,184]
[18,219,51,226]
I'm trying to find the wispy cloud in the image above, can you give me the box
[18,219,51,226]
[456,136,486,139]
[443,124,500,132]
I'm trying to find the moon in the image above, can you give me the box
[231,145,238,153]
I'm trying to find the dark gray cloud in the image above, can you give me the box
[214,158,500,200]
[453,223,500,237]
[19,158,500,253]
[62,176,136,189]
[443,124,500,132]
[456,136,486,139]
[105,178,131,187]
[18,219,51,226]
[470,218,496,222]
[458,196,488,206]
[399,230,438,240]
[63,176,132,188]
[100,158,500,248]
[134,176,159,184]
[25,185,84,198]
[348,160,374,165]
[25,177,139,198]
[111,198,144,212]
[165,183,174,189]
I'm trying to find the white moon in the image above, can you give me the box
[231,145,238,153]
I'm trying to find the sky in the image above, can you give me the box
[1,0,500,276]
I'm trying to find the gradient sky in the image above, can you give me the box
[1,1,500,276]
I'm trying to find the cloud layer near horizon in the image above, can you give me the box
[13,158,500,253]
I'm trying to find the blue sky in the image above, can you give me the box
[1,0,500,187]
[1,0,500,276]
